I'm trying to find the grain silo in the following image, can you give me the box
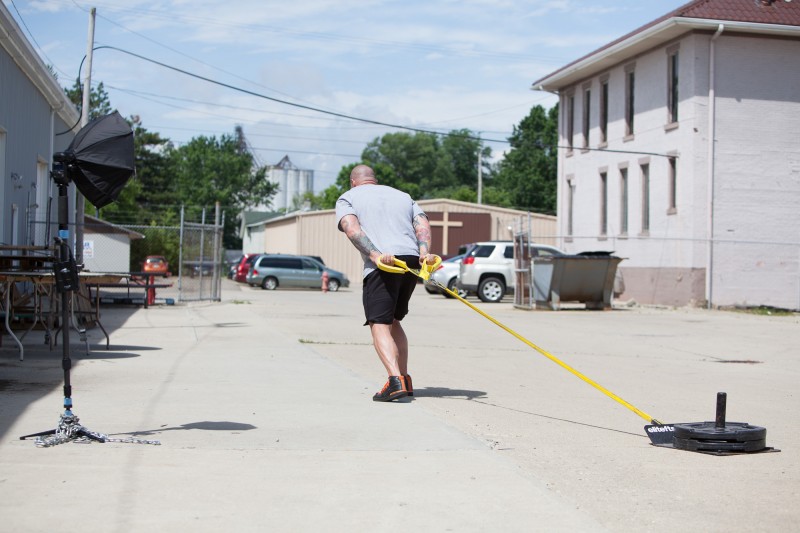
[265,155,314,212]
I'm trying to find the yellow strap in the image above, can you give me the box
[376,255,442,280]
[441,286,661,424]
[379,256,662,425]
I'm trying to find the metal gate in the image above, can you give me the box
[513,214,534,310]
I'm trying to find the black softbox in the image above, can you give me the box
[63,111,135,208]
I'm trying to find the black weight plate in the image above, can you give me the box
[673,436,767,453]
[673,422,766,442]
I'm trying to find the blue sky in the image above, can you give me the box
[6,0,688,192]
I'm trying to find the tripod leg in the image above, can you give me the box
[19,429,56,440]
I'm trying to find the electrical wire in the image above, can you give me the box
[94,45,677,158]
[94,45,495,142]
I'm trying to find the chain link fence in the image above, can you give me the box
[29,206,225,305]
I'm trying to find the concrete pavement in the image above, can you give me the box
[1,279,798,532]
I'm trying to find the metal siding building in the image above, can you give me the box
[249,199,557,285]
[1,3,79,247]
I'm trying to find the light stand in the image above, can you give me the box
[19,155,158,447]
[17,113,155,447]
[18,156,105,445]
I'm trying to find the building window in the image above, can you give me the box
[640,163,650,234]
[582,84,591,149]
[625,64,636,138]
[599,78,609,145]
[599,171,608,236]
[567,177,575,237]
[667,48,679,125]
[566,93,575,152]
[620,167,629,235]
[668,156,677,214]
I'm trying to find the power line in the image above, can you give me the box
[95,46,503,142]
[96,47,677,158]
[107,85,390,132]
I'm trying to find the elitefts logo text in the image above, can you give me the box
[647,425,675,433]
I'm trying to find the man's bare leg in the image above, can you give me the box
[391,320,409,376]
[369,322,401,376]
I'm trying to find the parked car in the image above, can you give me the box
[425,254,468,298]
[224,250,243,278]
[227,257,241,279]
[187,261,215,278]
[457,241,565,303]
[246,254,349,291]
[233,253,260,283]
[142,255,169,277]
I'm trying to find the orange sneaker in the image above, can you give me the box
[373,376,408,402]
[402,374,413,396]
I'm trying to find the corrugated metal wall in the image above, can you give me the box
[260,200,557,287]
[1,4,78,246]
[260,217,299,255]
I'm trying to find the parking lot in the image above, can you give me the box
[1,280,798,531]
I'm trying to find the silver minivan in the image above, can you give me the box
[246,254,349,291]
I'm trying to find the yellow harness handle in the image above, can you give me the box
[376,255,442,280]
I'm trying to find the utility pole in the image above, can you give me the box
[477,133,483,205]
[75,7,96,265]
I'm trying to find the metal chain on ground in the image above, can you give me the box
[34,414,161,448]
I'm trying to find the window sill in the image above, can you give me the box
[564,237,574,243]
[566,150,574,158]
[598,141,608,149]
[598,235,608,241]
[623,134,635,143]
[618,233,628,239]
[667,207,677,215]
[664,122,679,132]
[580,147,590,154]
[638,231,650,237]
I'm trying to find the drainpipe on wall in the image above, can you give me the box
[46,107,59,245]
[706,24,724,309]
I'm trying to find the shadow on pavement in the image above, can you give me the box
[124,421,258,437]
[413,386,487,400]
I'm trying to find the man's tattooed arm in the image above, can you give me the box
[413,213,432,258]
[340,214,381,261]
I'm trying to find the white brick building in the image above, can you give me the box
[533,0,800,309]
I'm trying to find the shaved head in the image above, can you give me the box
[350,164,378,187]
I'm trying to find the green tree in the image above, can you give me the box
[362,132,437,198]
[168,134,278,248]
[64,79,114,120]
[434,129,488,192]
[357,129,490,200]
[493,104,559,214]
[98,118,173,224]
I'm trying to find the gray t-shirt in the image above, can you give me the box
[336,184,426,278]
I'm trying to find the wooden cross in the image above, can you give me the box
[429,211,463,255]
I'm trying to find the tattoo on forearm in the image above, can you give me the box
[341,215,380,257]
[413,214,432,255]
[352,233,380,257]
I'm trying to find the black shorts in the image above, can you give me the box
[362,255,420,325]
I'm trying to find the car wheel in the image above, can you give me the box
[262,277,278,290]
[327,279,340,292]
[478,276,505,303]
[445,277,468,299]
